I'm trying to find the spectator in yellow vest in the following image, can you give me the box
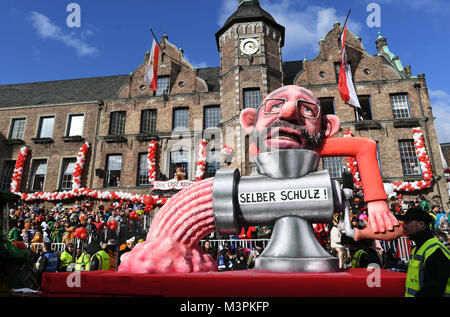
[90,241,111,271]
[58,243,74,272]
[74,248,91,271]
[402,208,450,297]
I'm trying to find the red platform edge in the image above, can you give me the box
[40,269,406,297]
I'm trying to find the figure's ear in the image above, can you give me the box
[323,114,340,138]
[239,108,257,135]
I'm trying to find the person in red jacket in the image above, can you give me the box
[239,85,400,240]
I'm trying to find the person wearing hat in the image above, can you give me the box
[402,207,450,297]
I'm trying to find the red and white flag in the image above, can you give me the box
[144,38,160,91]
[338,24,360,109]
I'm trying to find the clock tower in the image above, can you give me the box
[215,0,285,173]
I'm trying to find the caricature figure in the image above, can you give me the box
[118,85,402,274]
[239,85,400,237]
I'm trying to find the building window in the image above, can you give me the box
[390,94,411,119]
[60,158,77,190]
[173,108,189,131]
[355,96,373,120]
[169,150,189,179]
[105,155,122,187]
[137,153,150,186]
[156,76,170,96]
[67,114,84,137]
[30,159,47,191]
[244,88,261,109]
[9,118,26,139]
[206,149,221,178]
[398,140,421,176]
[322,157,343,179]
[204,106,221,129]
[38,117,55,138]
[141,109,157,133]
[109,111,126,135]
[319,98,335,115]
[0,160,16,191]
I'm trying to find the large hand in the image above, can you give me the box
[367,200,399,233]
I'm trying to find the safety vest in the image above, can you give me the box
[60,250,73,270]
[405,237,450,297]
[44,253,58,272]
[75,252,90,271]
[90,250,110,271]
[351,249,368,268]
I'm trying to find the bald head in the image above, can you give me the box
[240,85,340,155]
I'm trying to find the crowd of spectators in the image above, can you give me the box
[7,199,149,251]
[6,191,450,273]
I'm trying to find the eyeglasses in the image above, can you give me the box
[259,98,321,119]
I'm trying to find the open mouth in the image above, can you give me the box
[266,128,304,148]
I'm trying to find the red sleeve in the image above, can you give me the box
[316,137,387,203]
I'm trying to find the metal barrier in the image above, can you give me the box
[26,243,66,254]
[381,236,411,262]
[202,237,412,262]
[27,237,412,262]
[200,239,270,251]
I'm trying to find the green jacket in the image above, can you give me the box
[8,227,20,241]
[50,227,65,243]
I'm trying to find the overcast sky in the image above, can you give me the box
[1,0,448,143]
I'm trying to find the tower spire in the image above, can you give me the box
[239,0,259,7]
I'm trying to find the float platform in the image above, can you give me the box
[40,269,406,297]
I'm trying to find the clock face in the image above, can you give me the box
[240,38,259,55]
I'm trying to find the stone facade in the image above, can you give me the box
[0,0,448,210]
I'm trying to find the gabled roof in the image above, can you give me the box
[0,75,129,108]
[0,67,224,109]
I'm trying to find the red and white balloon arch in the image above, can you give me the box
[9,138,236,206]
[9,142,166,208]
[344,127,433,194]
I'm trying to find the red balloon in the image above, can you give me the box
[80,232,87,240]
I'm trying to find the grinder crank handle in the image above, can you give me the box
[341,188,403,241]
[353,223,404,241]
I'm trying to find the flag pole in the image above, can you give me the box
[343,9,351,29]
[339,9,351,38]
[149,28,161,48]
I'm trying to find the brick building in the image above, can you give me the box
[0,0,448,211]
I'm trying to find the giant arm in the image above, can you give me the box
[317,137,400,234]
